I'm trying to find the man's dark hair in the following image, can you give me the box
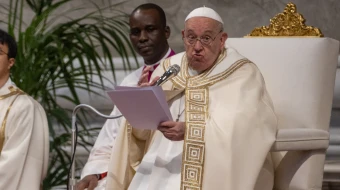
[0,29,17,59]
[131,3,167,27]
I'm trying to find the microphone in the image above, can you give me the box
[154,64,180,86]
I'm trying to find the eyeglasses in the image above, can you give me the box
[0,48,8,55]
[183,30,222,46]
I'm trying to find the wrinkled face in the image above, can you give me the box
[129,9,170,65]
[0,43,14,84]
[182,17,227,73]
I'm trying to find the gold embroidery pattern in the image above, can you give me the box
[164,51,251,189]
[0,86,24,100]
[168,57,251,89]
[182,49,226,80]
[170,53,250,189]
[163,58,184,90]
[125,122,132,186]
[167,50,227,89]
[0,89,25,154]
[181,88,208,190]
[190,59,250,89]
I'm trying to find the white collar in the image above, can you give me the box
[188,66,200,76]
[0,78,13,94]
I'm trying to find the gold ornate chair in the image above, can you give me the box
[227,3,339,190]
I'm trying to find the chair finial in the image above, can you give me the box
[246,2,323,37]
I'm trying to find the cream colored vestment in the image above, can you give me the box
[0,78,49,190]
[106,47,277,190]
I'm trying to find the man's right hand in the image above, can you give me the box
[138,66,152,86]
[75,174,98,190]
[138,66,160,87]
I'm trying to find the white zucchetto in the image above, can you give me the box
[185,6,224,25]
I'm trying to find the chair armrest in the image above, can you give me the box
[270,128,329,152]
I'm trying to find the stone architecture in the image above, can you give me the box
[1,0,340,53]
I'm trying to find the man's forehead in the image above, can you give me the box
[186,28,214,34]
[185,17,219,31]
[130,10,161,28]
[130,9,160,22]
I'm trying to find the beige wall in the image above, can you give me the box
[0,0,339,53]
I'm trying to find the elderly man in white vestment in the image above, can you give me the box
[0,29,49,189]
[77,3,175,190]
[104,7,277,190]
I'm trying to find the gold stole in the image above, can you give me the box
[0,86,25,154]
[163,51,250,190]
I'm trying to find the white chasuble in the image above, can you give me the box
[0,78,49,190]
[106,47,277,190]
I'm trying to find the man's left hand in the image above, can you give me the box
[158,121,185,141]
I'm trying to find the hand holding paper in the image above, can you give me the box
[107,86,172,129]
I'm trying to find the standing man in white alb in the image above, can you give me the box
[0,29,49,190]
[77,3,175,190]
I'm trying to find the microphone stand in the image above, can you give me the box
[68,64,180,189]
[69,104,122,190]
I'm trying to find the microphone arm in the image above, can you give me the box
[69,104,123,190]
